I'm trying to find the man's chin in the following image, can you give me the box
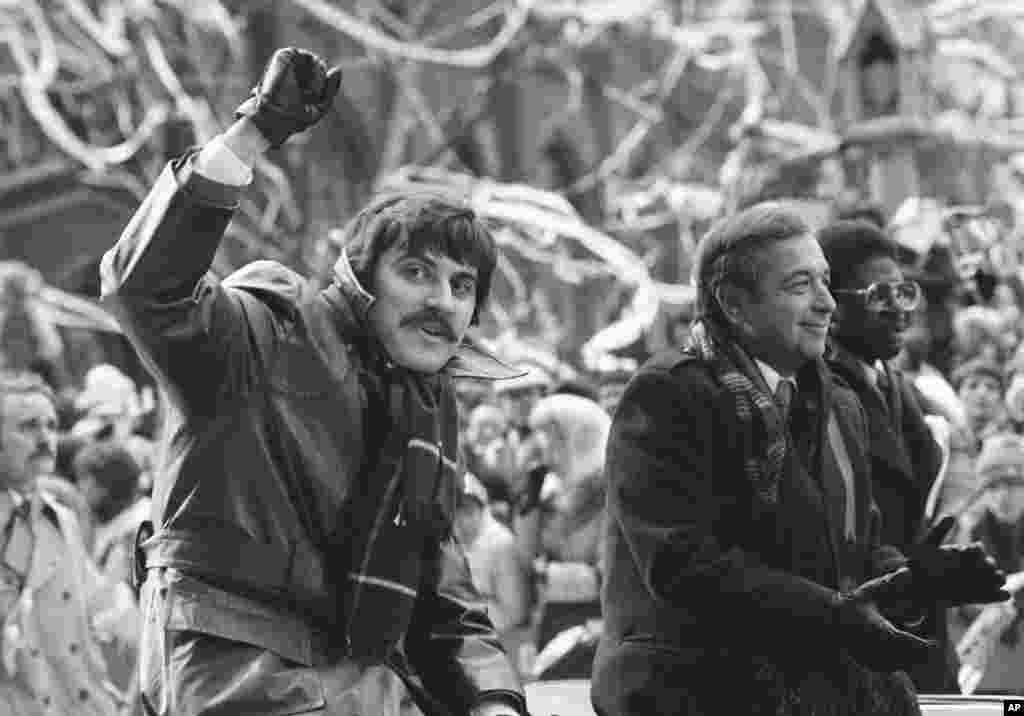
[390,349,452,374]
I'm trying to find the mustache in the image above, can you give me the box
[401,310,456,342]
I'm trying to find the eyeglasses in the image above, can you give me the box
[831,280,922,313]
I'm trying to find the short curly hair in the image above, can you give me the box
[336,192,498,325]
[817,220,899,292]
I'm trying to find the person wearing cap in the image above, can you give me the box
[949,433,1024,694]
[0,372,139,716]
[955,358,1008,445]
[453,473,532,675]
[958,434,1024,542]
[820,220,959,692]
[100,48,525,716]
[592,202,1006,716]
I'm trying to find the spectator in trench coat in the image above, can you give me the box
[0,372,138,716]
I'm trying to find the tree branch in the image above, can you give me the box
[288,0,533,68]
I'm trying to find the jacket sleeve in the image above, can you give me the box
[99,154,276,409]
[405,537,526,716]
[607,363,844,642]
[904,380,945,512]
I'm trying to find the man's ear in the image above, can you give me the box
[714,282,747,328]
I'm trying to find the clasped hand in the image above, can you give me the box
[906,516,1009,607]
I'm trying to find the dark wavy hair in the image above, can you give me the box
[337,192,498,325]
[692,202,811,325]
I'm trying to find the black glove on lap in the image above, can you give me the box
[907,515,1010,606]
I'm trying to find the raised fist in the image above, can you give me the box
[235,47,342,149]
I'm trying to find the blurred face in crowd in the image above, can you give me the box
[0,390,57,492]
[453,497,486,546]
[497,386,546,429]
[987,479,1024,524]
[368,245,478,374]
[832,255,912,362]
[959,374,1003,428]
[466,405,507,451]
[727,235,835,376]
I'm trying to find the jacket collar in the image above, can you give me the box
[826,340,877,392]
[329,249,525,382]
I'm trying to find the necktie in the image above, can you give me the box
[775,379,795,425]
[875,367,892,413]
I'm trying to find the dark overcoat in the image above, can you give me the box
[826,343,956,693]
[591,347,911,716]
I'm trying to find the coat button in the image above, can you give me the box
[61,590,71,601]
[78,688,89,700]
[68,643,79,654]
[29,647,39,658]
[40,695,51,706]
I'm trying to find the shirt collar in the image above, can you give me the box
[860,359,888,388]
[756,359,795,394]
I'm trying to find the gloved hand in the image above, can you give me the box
[908,515,1010,606]
[235,47,342,148]
[834,570,938,673]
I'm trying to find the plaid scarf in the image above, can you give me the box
[688,319,791,506]
[337,357,460,663]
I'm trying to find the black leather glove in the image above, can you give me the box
[907,515,1010,606]
[235,47,342,148]
[834,570,938,673]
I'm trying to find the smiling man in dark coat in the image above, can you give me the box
[592,202,968,716]
[100,48,525,716]
[820,219,1000,693]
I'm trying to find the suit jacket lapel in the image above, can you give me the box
[828,344,917,489]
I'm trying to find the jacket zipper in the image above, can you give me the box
[345,457,405,647]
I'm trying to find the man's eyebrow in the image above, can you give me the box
[782,266,828,282]
[403,252,478,278]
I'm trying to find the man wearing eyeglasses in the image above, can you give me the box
[820,220,1001,693]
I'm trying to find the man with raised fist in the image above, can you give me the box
[101,48,526,716]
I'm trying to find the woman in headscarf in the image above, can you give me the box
[948,433,1024,694]
[515,393,610,681]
